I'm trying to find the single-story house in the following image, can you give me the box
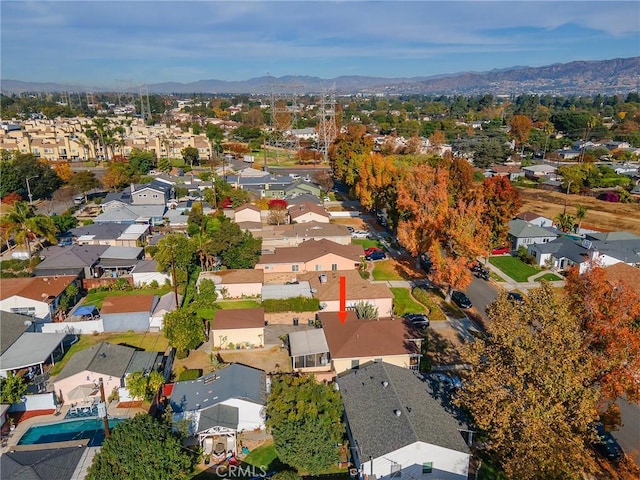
[34,245,108,279]
[515,211,555,228]
[0,442,90,480]
[289,328,331,372]
[337,361,471,480]
[233,203,262,223]
[70,223,150,247]
[99,294,158,332]
[94,204,166,226]
[255,222,353,250]
[0,276,79,323]
[603,262,640,295]
[150,292,182,331]
[486,165,525,181]
[522,164,556,179]
[168,363,266,453]
[255,239,363,275]
[131,259,172,287]
[197,269,264,299]
[298,270,394,317]
[507,219,558,250]
[212,308,265,349]
[318,311,422,375]
[0,311,67,378]
[53,342,137,403]
[284,181,322,199]
[97,246,145,277]
[288,202,331,224]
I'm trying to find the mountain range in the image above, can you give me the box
[2,57,638,96]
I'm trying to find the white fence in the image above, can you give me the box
[41,319,104,335]
[8,392,57,412]
[329,211,361,218]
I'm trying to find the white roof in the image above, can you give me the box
[289,329,329,357]
[77,235,95,242]
[0,332,67,371]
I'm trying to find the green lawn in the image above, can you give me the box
[50,332,169,376]
[488,256,540,282]
[242,442,281,470]
[535,273,563,282]
[81,287,172,309]
[352,238,384,250]
[391,288,427,315]
[196,300,262,319]
[371,260,404,281]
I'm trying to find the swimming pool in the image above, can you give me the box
[18,418,124,446]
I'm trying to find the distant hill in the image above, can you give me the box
[2,57,638,96]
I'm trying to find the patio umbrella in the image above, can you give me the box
[67,384,99,401]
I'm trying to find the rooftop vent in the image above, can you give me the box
[382,381,389,388]
[394,409,402,417]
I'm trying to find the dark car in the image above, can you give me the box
[365,250,386,261]
[451,290,472,309]
[507,291,524,303]
[364,247,383,256]
[403,313,430,329]
[594,424,624,462]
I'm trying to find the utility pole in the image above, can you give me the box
[99,378,110,439]
[170,244,179,307]
[26,175,39,205]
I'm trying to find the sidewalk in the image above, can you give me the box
[483,260,565,294]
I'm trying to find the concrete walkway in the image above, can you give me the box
[483,259,565,294]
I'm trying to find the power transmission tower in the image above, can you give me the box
[316,84,338,163]
[138,85,152,122]
[269,76,300,155]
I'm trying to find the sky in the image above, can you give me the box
[1,0,639,88]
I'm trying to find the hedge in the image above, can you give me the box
[262,296,320,313]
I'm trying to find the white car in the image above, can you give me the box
[428,372,463,389]
[351,230,369,238]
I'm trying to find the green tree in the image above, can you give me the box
[0,372,28,404]
[181,146,199,168]
[457,283,599,480]
[473,137,509,168]
[163,308,206,358]
[128,148,156,175]
[126,370,165,401]
[154,234,195,287]
[191,279,219,311]
[554,212,575,233]
[220,230,262,269]
[68,170,101,200]
[266,375,344,474]
[86,413,196,480]
[51,213,78,233]
[0,153,62,200]
[4,201,58,257]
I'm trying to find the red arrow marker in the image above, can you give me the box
[338,275,348,324]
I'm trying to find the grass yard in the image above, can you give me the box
[391,288,427,315]
[242,442,281,470]
[50,332,169,376]
[352,238,385,250]
[535,273,563,282]
[371,260,404,281]
[196,300,262,319]
[81,287,172,309]
[488,256,540,282]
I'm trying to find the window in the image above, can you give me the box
[390,463,402,478]
[331,264,338,271]
[11,307,36,316]
[292,265,299,272]
[315,264,322,271]
[422,462,433,474]
[351,359,359,369]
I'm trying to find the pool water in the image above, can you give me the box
[18,418,124,446]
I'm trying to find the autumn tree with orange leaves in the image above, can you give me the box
[396,164,490,301]
[480,175,522,250]
[328,124,373,186]
[509,114,533,153]
[354,153,395,211]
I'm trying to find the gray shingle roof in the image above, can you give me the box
[508,219,558,239]
[337,362,470,459]
[125,351,163,375]
[198,404,239,432]
[0,311,31,355]
[0,444,87,480]
[54,342,136,382]
[35,245,108,270]
[169,363,266,413]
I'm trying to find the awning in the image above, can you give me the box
[0,332,67,371]
[68,384,99,401]
[288,328,329,357]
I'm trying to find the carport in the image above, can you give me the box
[0,332,68,377]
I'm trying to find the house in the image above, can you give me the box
[337,362,470,480]
[150,292,182,331]
[515,211,555,228]
[0,276,79,323]
[318,311,422,374]
[233,203,262,223]
[212,308,265,349]
[168,364,266,452]
[197,269,264,299]
[102,181,173,208]
[284,181,322,199]
[97,246,145,278]
[288,202,331,224]
[94,204,166,226]
[299,270,394,316]
[69,223,150,247]
[289,328,331,373]
[604,263,640,295]
[0,311,67,378]
[131,259,172,287]
[53,342,137,403]
[256,222,353,250]
[486,164,525,181]
[0,442,90,480]
[522,164,556,179]
[100,294,158,332]
[255,239,363,276]
[507,219,558,250]
[34,245,108,278]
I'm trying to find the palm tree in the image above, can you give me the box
[4,201,58,258]
[554,212,575,233]
[575,204,588,233]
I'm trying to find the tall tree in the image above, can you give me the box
[0,153,62,200]
[574,204,589,232]
[480,176,522,250]
[565,266,640,407]
[458,283,600,479]
[68,170,101,200]
[86,413,197,480]
[163,308,206,358]
[4,201,58,257]
[181,146,199,168]
[509,114,533,153]
[266,375,344,474]
[354,152,395,210]
[328,124,373,186]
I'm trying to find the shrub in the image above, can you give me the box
[262,296,320,313]
[177,369,202,381]
[411,287,447,321]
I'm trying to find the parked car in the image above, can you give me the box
[347,226,355,233]
[491,246,510,255]
[506,291,524,303]
[365,250,386,261]
[428,372,463,390]
[403,313,430,329]
[352,230,369,238]
[451,290,472,309]
[593,423,624,462]
[364,247,383,256]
